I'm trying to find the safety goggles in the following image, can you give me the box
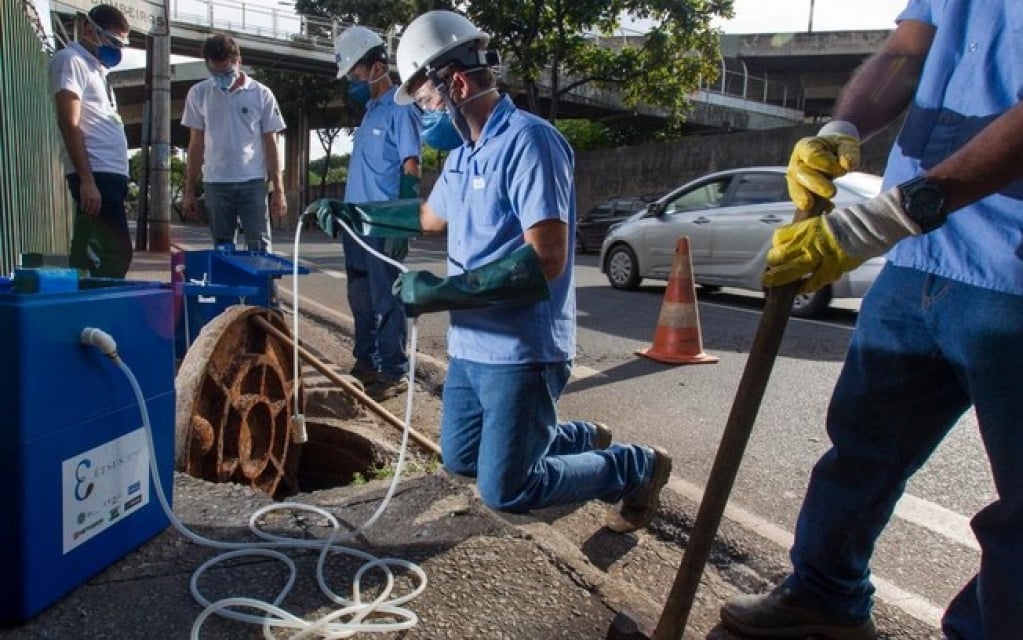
[86,15,129,48]
[411,78,444,111]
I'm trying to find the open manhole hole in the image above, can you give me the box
[175,305,399,498]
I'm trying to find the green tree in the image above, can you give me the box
[309,153,350,187]
[255,69,352,197]
[128,149,187,216]
[555,119,613,151]
[294,0,454,32]
[470,0,734,128]
[129,150,186,199]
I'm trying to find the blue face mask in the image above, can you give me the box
[347,79,370,106]
[421,109,463,151]
[213,67,239,92]
[97,45,122,68]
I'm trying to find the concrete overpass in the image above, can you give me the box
[67,0,892,148]
[109,30,889,149]
[56,0,890,144]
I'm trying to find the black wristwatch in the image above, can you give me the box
[897,176,947,233]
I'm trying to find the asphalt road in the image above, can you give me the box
[179,223,991,632]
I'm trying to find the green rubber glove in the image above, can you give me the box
[306,198,355,238]
[399,173,421,199]
[306,198,422,238]
[384,175,419,259]
[763,187,921,293]
[392,244,552,317]
[786,120,861,212]
[350,199,423,238]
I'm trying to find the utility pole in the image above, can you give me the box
[808,0,815,33]
[148,23,172,251]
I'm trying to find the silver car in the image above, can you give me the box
[598,166,884,317]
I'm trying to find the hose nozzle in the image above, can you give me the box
[81,327,119,360]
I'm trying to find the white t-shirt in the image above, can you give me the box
[48,42,129,177]
[181,74,287,183]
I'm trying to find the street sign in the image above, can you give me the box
[52,0,169,36]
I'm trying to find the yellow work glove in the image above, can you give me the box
[763,187,924,293]
[786,120,861,212]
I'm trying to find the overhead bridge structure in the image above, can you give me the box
[67,0,888,149]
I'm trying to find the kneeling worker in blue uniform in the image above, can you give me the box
[310,11,672,532]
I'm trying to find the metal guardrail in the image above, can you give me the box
[702,56,805,112]
[167,0,392,51]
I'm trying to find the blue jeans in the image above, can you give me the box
[204,179,270,251]
[66,173,132,278]
[783,264,1023,640]
[441,357,656,511]
[342,233,408,380]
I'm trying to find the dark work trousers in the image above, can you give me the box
[66,172,132,278]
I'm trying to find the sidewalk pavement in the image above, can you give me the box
[0,249,747,640]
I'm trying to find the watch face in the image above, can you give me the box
[901,178,946,231]
[912,184,943,215]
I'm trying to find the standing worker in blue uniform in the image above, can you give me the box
[49,5,132,278]
[316,11,672,531]
[721,2,1023,639]
[330,26,422,400]
[181,33,287,252]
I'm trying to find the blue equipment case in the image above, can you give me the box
[0,274,175,622]
[172,245,308,359]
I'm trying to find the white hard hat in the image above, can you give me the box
[333,25,385,79]
[394,11,490,105]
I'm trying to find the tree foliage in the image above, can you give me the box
[129,150,186,199]
[255,69,355,195]
[294,0,454,32]
[469,0,734,127]
[309,154,349,187]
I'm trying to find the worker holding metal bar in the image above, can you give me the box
[721,2,1023,639]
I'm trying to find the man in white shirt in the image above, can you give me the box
[181,33,287,251]
[49,4,132,278]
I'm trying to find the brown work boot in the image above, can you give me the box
[720,585,877,640]
[593,422,613,449]
[366,375,409,401]
[349,363,380,386]
[604,446,672,533]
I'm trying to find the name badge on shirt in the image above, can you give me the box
[472,177,486,190]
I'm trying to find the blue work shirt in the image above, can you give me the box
[344,86,421,203]
[427,95,577,364]
[884,0,1023,295]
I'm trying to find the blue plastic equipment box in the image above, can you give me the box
[172,245,308,358]
[0,275,175,622]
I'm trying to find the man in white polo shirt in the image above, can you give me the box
[49,4,132,278]
[181,33,286,252]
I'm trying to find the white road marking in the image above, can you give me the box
[895,493,979,551]
[667,475,948,628]
[278,284,351,323]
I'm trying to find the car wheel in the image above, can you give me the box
[605,244,641,290]
[790,286,832,318]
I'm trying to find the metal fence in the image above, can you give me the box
[0,0,73,275]
[701,56,804,112]
[167,0,396,52]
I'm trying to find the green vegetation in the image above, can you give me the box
[351,455,443,486]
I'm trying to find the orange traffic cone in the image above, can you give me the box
[636,236,718,365]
